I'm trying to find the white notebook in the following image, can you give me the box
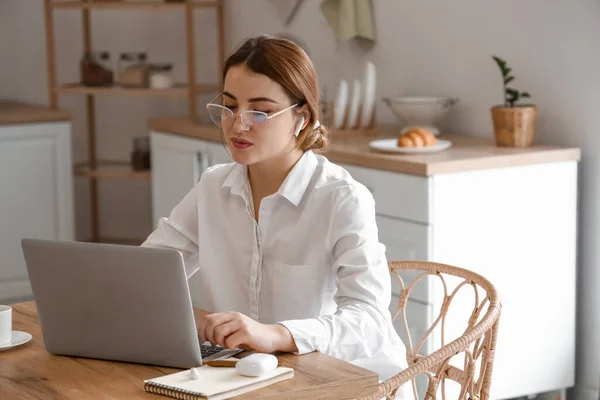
[143,365,294,400]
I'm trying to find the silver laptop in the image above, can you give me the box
[21,238,241,368]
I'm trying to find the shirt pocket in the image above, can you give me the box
[272,262,332,320]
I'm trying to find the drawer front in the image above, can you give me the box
[340,164,430,224]
[377,215,430,304]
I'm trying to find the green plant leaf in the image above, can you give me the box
[507,89,519,106]
[503,67,512,77]
[492,56,506,67]
[492,56,509,76]
[504,76,514,84]
[521,92,531,98]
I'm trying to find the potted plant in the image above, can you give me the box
[491,56,538,147]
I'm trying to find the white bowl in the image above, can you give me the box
[382,96,459,135]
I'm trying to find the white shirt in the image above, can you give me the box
[142,150,408,383]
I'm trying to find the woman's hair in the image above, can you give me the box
[222,35,329,152]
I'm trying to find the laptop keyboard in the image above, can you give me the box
[200,343,227,358]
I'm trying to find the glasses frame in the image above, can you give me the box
[206,92,298,129]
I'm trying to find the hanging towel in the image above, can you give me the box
[320,0,376,49]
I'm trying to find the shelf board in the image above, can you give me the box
[74,160,151,181]
[83,237,146,246]
[52,1,220,11]
[94,237,147,246]
[56,83,220,97]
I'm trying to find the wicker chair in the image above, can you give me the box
[357,261,502,400]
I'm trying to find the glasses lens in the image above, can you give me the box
[243,111,268,127]
[207,105,232,128]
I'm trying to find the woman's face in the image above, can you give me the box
[221,65,303,166]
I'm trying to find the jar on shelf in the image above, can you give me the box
[80,51,113,87]
[131,136,151,171]
[149,63,174,89]
[118,52,149,88]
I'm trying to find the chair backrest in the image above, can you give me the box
[357,261,501,400]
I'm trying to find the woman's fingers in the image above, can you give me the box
[213,320,241,347]
[224,329,249,350]
[204,312,246,345]
[204,312,235,345]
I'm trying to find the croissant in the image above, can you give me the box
[397,128,437,147]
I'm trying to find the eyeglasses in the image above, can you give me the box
[206,92,298,129]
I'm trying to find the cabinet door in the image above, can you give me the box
[150,133,232,227]
[0,122,74,303]
[150,132,205,227]
[376,215,430,304]
[205,141,232,166]
[340,163,431,224]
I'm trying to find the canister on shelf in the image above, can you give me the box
[80,51,113,87]
[149,63,174,89]
[118,52,149,88]
[131,136,151,171]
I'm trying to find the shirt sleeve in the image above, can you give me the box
[278,185,394,361]
[141,183,200,278]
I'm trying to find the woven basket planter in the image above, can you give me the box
[491,105,538,147]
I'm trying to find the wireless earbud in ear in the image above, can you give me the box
[293,116,305,137]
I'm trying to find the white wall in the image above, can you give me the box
[1,0,599,397]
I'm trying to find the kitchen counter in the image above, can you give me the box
[149,116,581,176]
[0,100,71,125]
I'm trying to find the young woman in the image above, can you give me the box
[142,35,409,388]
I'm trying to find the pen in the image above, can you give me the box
[204,359,238,368]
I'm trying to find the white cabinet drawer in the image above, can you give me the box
[377,215,430,303]
[340,164,430,224]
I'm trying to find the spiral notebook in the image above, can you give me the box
[143,365,294,400]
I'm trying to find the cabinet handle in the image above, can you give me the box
[194,151,211,182]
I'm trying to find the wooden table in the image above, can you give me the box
[1,302,379,400]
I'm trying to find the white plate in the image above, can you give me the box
[369,138,452,154]
[347,80,361,128]
[360,61,376,128]
[0,331,32,351]
[333,80,348,129]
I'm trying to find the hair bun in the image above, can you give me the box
[302,122,329,152]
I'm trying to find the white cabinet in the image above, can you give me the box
[149,131,578,400]
[150,131,231,226]
[0,122,74,304]
[340,161,578,400]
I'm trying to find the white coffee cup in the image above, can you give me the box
[0,305,12,345]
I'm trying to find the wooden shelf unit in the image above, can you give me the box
[90,237,147,246]
[74,160,151,180]
[44,0,225,242]
[52,1,220,10]
[55,83,221,97]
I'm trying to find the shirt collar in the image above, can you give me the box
[277,150,318,206]
[222,150,318,207]
[222,162,249,200]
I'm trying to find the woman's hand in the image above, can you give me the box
[200,311,298,354]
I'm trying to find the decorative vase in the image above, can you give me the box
[490,105,538,147]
